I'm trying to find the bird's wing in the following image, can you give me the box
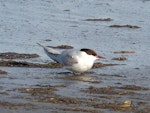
[37,43,62,64]
[61,50,78,66]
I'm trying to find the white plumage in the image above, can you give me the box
[38,43,104,73]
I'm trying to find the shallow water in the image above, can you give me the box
[0,0,150,112]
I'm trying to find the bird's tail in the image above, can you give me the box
[37,43,62,64]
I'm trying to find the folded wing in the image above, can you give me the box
[61,50,78,66]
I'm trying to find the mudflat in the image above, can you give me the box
[0,0,150,113]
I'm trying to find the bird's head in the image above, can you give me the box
[80,48,105,60]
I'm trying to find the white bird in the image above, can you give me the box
[37,43,105,73]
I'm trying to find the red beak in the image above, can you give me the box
[97,55,105,59]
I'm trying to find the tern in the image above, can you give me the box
[37,43,105,73]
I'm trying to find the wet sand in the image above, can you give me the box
[0,0,150,113]
[0,52,150,113]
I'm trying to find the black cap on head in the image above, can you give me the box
[80,48,97,56]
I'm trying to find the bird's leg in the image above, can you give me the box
[79,72,85,76]
[73,72,85,76]
[72,72,77,75]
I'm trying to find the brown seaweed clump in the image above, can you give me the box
[119,85,150,90]
[114,51,135,54]
[109,25,140,29]
[47,45,73,49]
[93,62,119,68]
[85,18,112,21]
[112,57,127,61]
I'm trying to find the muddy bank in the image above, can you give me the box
[47,45,74,49]
[0,70,7,74]
[114,51,135,54]
[84,18,112,21]
[0,52,39,59]
[109,25,140,29]
[0,60,63,68]
[112,57,127,61]
[14,83,150,113]
[0,101,35,110]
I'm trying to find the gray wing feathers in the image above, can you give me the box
[37,43,62,64]
[61,51,78,66]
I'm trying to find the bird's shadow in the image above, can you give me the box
[56,71,100,84]
[57,71,95,76]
